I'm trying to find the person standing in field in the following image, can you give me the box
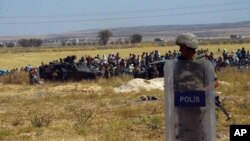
[173,33,218,141]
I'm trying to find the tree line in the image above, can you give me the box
[0,29,143,48]
[97,30,142,45]
[0,38,43,48]
[18,39,43,47]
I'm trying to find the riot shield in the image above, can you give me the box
[164,59,216,141]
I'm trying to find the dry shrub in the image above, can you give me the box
[30,111,53,128]
[0,71,29,84]
[69,107,96,135]
[65,104,95,123]
[72,108,95,126]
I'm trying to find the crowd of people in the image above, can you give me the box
[197,47,250,70]
[1,46,249,84]
[73,47,250,76]
[41,46,250,80]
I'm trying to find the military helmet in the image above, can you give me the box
[176,33,199,49]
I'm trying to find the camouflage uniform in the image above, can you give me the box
[173,33,216,141]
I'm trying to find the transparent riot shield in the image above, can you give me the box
[164,59,216,141]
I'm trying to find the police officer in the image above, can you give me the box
[176,33,218,87]
[173,33,217,141]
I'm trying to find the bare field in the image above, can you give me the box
[0,68,249,141]
[0,44,250,141]
[0,43,250,70]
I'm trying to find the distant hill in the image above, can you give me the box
[50,21,250,41]
[1,21,250,41]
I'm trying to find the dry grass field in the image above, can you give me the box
[0,43,250,70]
[0,43,249,141]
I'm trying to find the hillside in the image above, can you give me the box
[51,21,250,40]
[1,21,250,41]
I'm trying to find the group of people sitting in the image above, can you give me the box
[1,46,249,84]
[197,47,250,70]
[44,47,249,80]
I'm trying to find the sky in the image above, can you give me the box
[1,0,250,36]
